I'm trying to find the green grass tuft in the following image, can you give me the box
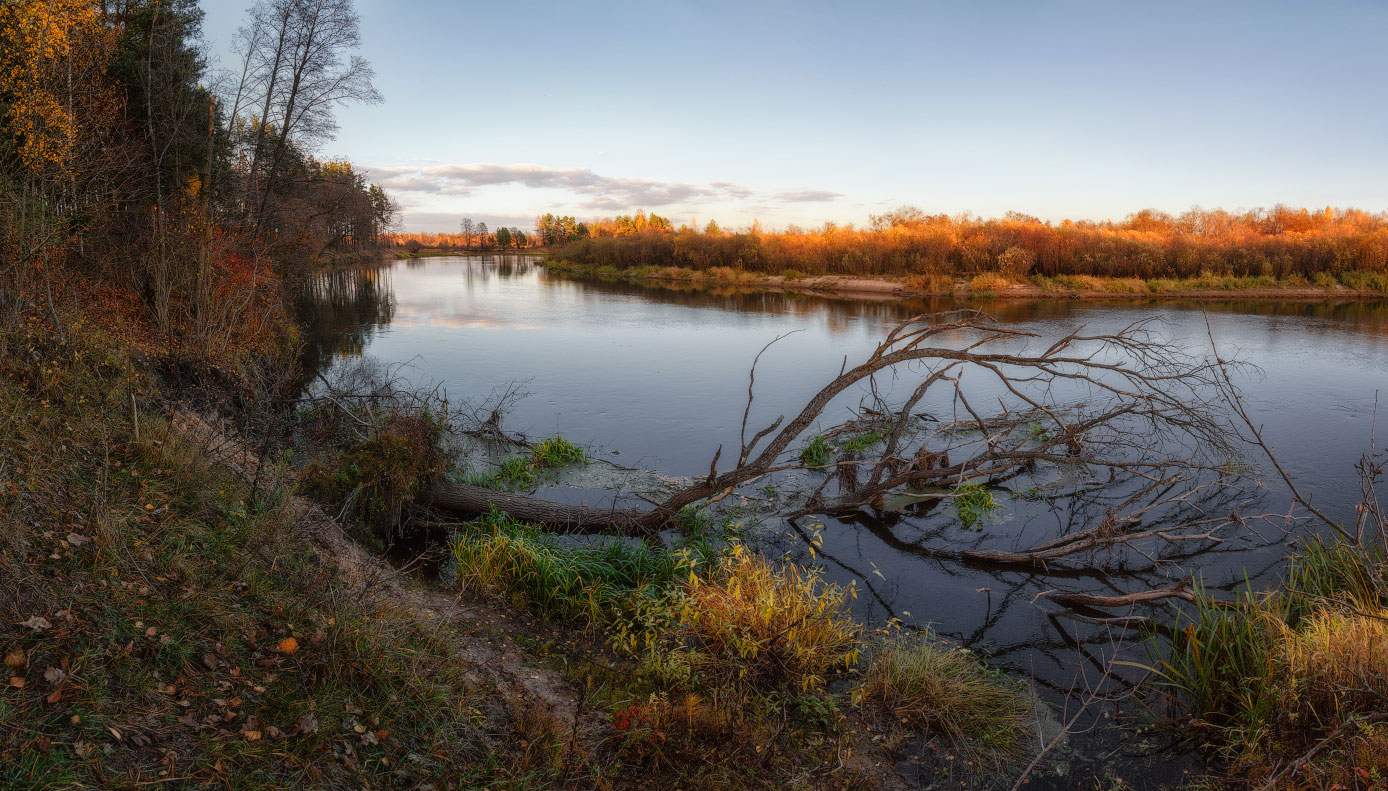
[799,434,832,468]
[530,435,587,468]
[951,482,1000,529]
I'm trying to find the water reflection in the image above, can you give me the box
[296,255,1388,709]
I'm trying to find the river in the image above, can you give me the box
[297,253,1388,782]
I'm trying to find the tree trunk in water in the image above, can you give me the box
[425,482,655,535]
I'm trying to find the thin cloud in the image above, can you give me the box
[774,190,844,203]
[367,162,842,211]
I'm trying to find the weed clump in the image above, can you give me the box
[1149,539,1388,786]
[951,482,1000,529]
[799,434,832,468]
[495,455,539,490]
[530,434,586,467]
[858,635,1032,761]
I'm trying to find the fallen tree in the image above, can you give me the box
[414,309,1269,568]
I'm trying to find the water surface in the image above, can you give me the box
[298,255,1388,776]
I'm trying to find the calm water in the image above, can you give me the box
[298,255,1388,773]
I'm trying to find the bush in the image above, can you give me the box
[969,272,1011,293]
[299,411,446,540]
[661,550,861,694]
[996,246,1036,278]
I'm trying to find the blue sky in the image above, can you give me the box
[201,0,1388,233]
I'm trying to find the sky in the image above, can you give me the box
[200,0,1388,233]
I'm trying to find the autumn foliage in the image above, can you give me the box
[0,0,389,363]
[553,205,1388,281]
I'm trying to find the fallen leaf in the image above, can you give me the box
[296,712,319,734]
[4,649,24,668]
[8,676,24,689]
[19,616,51,632]
[73,740,93,757]
[243,730,262,741]
[43,667,66,685]
[65,533,89,546]
[178,713,199,729]
[276,637,298,655]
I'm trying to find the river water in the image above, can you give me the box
[298,254,1388,780]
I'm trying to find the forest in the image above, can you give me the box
[547,204,1388,286]
[0,0,393,360]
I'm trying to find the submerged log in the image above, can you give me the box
[425,482,656,535]
[1035,578,1195,609]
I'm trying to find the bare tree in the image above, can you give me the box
[460,217,474,250]
[228,0,381,238]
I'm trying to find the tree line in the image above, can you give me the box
[385,219,533,252]
[0,0,393,357]
[549,205,1388,281]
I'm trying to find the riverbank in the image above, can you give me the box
[543,259,1388,302]
[0,296,1033,790]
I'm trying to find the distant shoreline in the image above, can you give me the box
[541,259,1388,302]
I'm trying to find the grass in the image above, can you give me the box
[446,512,1035,783]
[447,436,588,493]
[496,455,540,490]
[799,434,833,468]
[530,435,587,468]
[0,321,558,790]
[951,482,1000,529]
[856,635,1033,764]
[447,506,719,634]
[838,431,883,455]
[1144,538,1388,787]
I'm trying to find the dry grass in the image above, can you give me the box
[1153,539,1388,788]
[857,635,1033,763]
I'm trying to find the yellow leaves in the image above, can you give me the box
[0,0,118,176]
[276,637,298,655]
